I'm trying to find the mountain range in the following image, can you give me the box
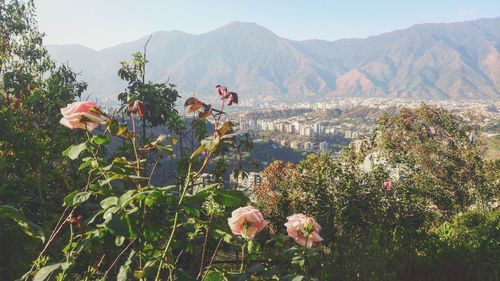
[47,17,500,103]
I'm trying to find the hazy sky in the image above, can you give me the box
[35,0,500,50]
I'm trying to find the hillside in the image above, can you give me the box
[47,18,500,103]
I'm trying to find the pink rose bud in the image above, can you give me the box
[384,180,393,190]
[222,87,229,98]
[128,100,147,117]
[227,206,268,240]
[285,214,323,249]
[215,85,224,97]
[304,217,315,232]
[59,101,107,132]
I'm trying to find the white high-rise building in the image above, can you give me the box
[319,141,329,151]
[314,122,323,135]
[267,121,275,131]
[304,141,314,150]
[292,121,301,133]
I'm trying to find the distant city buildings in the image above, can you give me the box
[233,98,498,154]
[290,141,301,150]
[319,141,329,151]
[314,122,323,135]
[344,130,359,139]
[304,141,314,150]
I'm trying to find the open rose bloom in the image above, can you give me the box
[60,101,107,132]
[228,206,268,240]
[285,214,323,248]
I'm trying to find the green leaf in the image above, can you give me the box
[205,271,224,281]
[72,191,91,206]
[117,249,135,281]
[134,260,157,279]
[291,255,305,266]
[93,135,111,145]
[115,235,125,246]
[33,262,71,281]
[190,145,206,159]
[100,196,118,209]
[213,190,247,207]
[156,144,173,155]
[103,206,119,221]
[145,190,162,207]
[203,138,220,153]
[63,190,79,207]
[119,190,137,207]
[78,158,93,171]
[105,213,135,238]
[0,205,45,242]
[109,119,131,138]
[98,174,125,187]
[109,119,120,135]
[62,142,87,160]
[191,138,220,159]
[216,121,235,136]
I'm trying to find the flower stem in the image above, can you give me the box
[155,162,193,281]
[240,243,245,273]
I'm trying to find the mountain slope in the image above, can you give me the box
[47,18,500,103]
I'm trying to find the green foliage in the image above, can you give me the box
[252,106,499,280]
[375,104,491,215]
[427,210,500,277]
[33,262,71,281]
[117,51,181,131]
[0,205,44,241]
[0,1,87,279]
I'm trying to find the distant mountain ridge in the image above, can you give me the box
[47,18,500,103]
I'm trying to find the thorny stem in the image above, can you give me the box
[103,238,137,278]
[156,143,212,280]
[130,113,141,177]
[240,243,245,273]
[197,219,212,279]
[155,162,193,281]
[156,95,227,280]
[201,237,224,280]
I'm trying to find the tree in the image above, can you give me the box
[252,105,498,280]
[372,104,492,215]
[0,0,87,278]
[117,51,182,140]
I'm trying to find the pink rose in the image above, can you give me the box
[59,101,107,132]
[227,206,268,240]
[384,180,393,190]
[284,214,323,248]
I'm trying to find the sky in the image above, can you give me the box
[35,0,500,50]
